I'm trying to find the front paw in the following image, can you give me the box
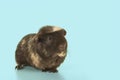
[41,68,58,73]
[15,65,24,70]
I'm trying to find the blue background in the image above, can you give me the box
[0,0,120,80]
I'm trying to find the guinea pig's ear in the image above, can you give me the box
[38,36,44,42]
[37,34,46,42]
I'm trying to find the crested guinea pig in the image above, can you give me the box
[15,25,67,72]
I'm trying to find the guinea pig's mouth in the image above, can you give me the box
[57,51,66,57]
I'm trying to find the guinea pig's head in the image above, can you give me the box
[35,26,67,57]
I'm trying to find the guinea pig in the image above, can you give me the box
[15,25,67,72]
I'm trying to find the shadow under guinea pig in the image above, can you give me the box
[15,66,65,80]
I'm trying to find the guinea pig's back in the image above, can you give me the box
[15,33,36,66]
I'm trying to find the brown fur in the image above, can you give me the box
[15,25,67,72]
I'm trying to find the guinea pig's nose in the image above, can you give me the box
[59,45,65,51]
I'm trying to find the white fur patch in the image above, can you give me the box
[57,52,66,57]
[31,53,41,68]
[53,26,62,32]
[21,40,26,45]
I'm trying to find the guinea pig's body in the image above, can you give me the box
[15,26,67,72]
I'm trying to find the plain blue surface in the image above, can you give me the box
[0,0,120,80]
